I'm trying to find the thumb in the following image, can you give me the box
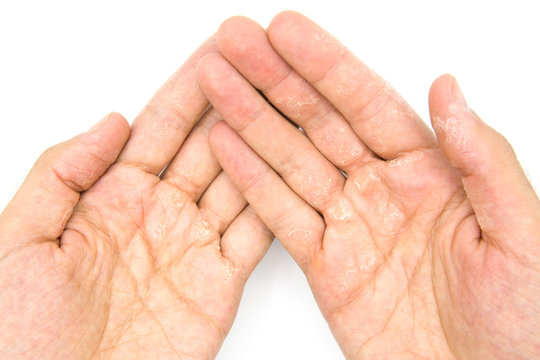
[429,74,540,253]
[0,112,130,253]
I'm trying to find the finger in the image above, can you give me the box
[429,74,540,252]
[197,53,344,213]
[220,205,274,279]
[216,16,376,173]
[0,113,130,253]
[198,171,246,235]
[209,121,324,269]
[161,107,222,201]
[267,11,436,159]
[118,36,219,174]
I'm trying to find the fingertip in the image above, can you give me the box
[195,53,233,92]
[105,111,131,141]
[86,112,130,157]
[428,74,471,142]
[428,74,460,124]
[208,120,228,151]
[209,121,265,189]
[107,111,128,125]
[217,16,261,51]
[194,53,214,82]
[269,10,305,30]
[208,121,241,165]
[267,10,304,42]
[428,75,480,174]
[216,15,289,92]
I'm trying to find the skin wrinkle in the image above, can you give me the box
[98,263,138,356]
[345,175,394,263]
[322,209,386,319]
[75,162,241,358]
[22,268,90,357]
[350,165,405,238]
[155,272,223,351]
[332,156,458,358]
[124,278,182,358]
[349,244,441,359]
[59,270,106,360]
[104,242,217,360]
[287,228,314,246]
[273,91,321,119]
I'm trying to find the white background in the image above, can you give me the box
[1,1,539,359]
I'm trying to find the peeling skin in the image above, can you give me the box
[170,191,189,211]
[382,202,405,235]
[353,166,381,192]
[58,208,73,234]
[359,254,377,270]
[449,102,473,115]
[222,260,235,280]
[339,265,358,295]
[433,103,473,153]
[326,197,353,222]
[371,189,390,215]
[190,218,213,243]
[273,92,321,119]
[336,149,362,169]
[387,150,425,168]
[312,31,333,44]
[298,173,334,208]
[352,166,405,235]
[319,126,363,167]
[337,253,377,294]
[311,31,344,55]
[433,115,468,152]
[146,223,167,240]
[287,228,313,245]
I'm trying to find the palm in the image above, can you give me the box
[74,164,241,359]
[310,148,462,358]
[2,165,242,359]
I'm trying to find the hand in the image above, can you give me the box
[197,12,540,359]
[0,37,272,360]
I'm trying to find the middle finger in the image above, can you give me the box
[196,53,344,214]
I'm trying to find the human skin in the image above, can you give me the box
[0,37,272,359]
[197,12,540,359]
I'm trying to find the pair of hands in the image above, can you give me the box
[1,11,539,360]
